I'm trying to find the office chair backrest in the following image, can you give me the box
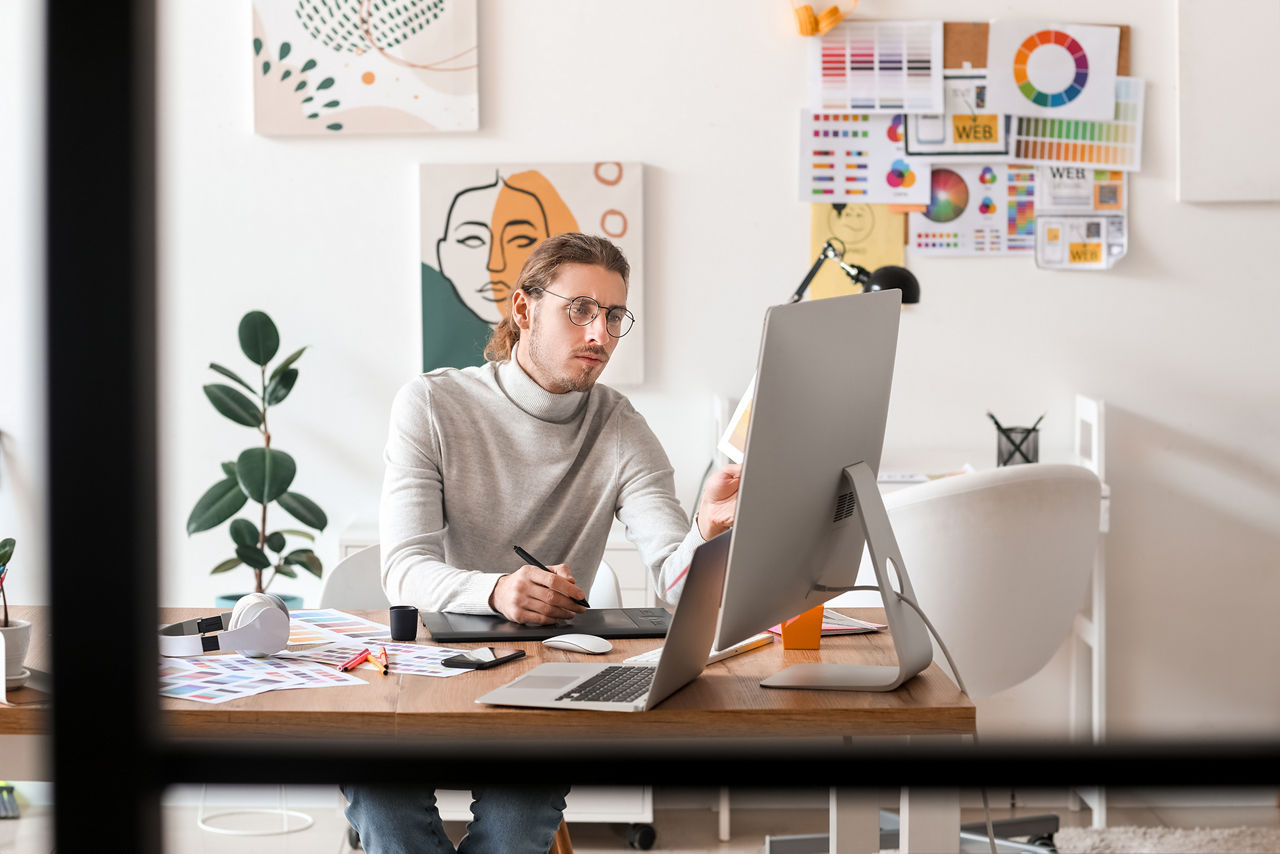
[319,543,627,611]
[319,545,390,610]
[881,464,1101,699]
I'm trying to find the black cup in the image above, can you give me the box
[389,605,419,641]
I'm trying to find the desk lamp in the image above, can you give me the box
[788,238,921,304]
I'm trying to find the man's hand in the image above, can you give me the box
[697,463,741,541]
[489,563,588,625]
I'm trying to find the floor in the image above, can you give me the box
[0,794,1276,853]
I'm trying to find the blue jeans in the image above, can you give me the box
[341,783,570,854]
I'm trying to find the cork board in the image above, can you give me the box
[942,22,1131,76]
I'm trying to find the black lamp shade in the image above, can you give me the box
[865,266,921,304]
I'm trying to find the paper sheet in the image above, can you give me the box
[907,163,1037,255]
[985,21,1120,121]
[800,110,931,204]
[808,204,906,299]
[1035,215,1127,270]
[812,20,944,113]
[904,72,1010,161]
[1010,78,1144,171]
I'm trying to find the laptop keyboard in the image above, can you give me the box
[555,665,654,704]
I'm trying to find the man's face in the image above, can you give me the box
[517,263,628,394]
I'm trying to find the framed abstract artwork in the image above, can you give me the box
[419,162,645,385]
[252,0,478,135]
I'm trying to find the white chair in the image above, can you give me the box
[876,462,1102,851]
[321,544,624,611]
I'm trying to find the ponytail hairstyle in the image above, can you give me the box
[483,232,631,362]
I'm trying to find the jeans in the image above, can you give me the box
[341,783,570,854]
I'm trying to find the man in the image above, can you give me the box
[343,233,740,853]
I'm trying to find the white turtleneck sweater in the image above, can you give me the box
[379,346,704,615]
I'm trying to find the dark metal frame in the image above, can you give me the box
[44,4,1278,853]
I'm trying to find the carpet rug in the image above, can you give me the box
[1053,825,1280,853]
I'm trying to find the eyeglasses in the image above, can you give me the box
[529,288,636,338]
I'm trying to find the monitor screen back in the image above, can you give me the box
[714,290,901,650]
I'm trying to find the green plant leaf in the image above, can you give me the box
[275,528,315,542]
[276,491,327,531]
[273,563,298,579]
[323,100,339,108]
[262,60,271,75]
[253,38,262,56]
[265,531,286,553]
[209,361,255,393]
[203,384,263,428]
[326,123,343,131]
[210,557,243,575]
[221,460,237,477]
[316,77,334,90]
[236,448,296,504]
[229,518,259,548]
[235,544,272,570]
[281,69,292,81]
[301,59,316,72]
[0,538,13,566]
[265,368,298,406]
[284,548,323,578]
[269,346,307,381]
[238,311,280,366]
[279,42,291,61]
[295,80,307,92]
[187,477,249,534]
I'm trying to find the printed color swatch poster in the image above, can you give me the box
[800,111,930,204]
[812,20,944,113]
[985,21,1119,121]
[808,204,906,299]
[908,164,1036,256]
[905,72,1010,160]
[419,162,644,384]
[253,0,478,135]
[1011,77,1144,171]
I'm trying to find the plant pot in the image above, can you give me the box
[0,619,32,690]
[215,592,303,611]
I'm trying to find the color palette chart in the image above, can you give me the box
[1010,77,1144,170]
[909,163,1036,255]
[800,110,930,204]
[812,20,943,113]
[985,20,1119,121]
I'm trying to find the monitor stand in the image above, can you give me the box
[761,461,933,692]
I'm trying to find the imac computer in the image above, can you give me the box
[712,289,933,692]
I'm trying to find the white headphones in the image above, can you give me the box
[158,592,290,658]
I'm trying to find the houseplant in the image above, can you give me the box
[0,537,32,687]
[186,311,328,608]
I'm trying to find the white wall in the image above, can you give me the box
[3,0,1276,745]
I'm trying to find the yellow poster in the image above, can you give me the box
[807,204,906,300]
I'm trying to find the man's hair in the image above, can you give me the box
[483,232,631,362]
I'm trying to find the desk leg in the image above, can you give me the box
[829,788,879,854]
[900,787,959,854]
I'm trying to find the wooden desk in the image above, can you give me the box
[3,605,974,853]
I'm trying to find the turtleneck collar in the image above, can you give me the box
[497,342,588,423]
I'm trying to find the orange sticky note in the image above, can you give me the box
[780,604,824,650]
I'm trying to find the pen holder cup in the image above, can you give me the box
[996,427,1040,466]
[389,605,419,641]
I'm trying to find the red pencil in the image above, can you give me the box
[338,648,371,672]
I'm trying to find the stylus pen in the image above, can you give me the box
[513,545,590,608]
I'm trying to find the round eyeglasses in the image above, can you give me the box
[529,288,635,338]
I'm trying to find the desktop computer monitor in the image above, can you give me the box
[713,289,933,692]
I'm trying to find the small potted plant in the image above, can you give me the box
[186,311,328,609]
[0,537,32,688]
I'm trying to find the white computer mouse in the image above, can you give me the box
[541,633,613,655]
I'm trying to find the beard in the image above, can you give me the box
[526,331,609,394]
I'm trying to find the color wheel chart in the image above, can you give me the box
[1011,77,1144,171]
[985,20,1119,121]
[813,20,943,113]
[800,110,929,204]
[1014,29,1089,108]
[909,164,1036,256]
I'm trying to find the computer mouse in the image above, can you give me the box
[541,633,613,655]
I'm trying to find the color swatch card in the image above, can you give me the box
[908,164,1037,256]
[905,72,1010,161]
[986,21,1119,121]
[800,110,930,204]
[812,20,943,113]
[1011,77,1144,171]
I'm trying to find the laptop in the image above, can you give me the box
[421,606,671,642]
[476,530,730,713]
